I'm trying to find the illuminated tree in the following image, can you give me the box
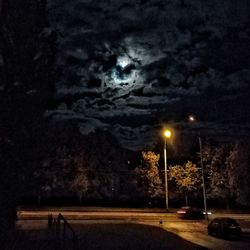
[69,173,89,204]
[135,151,163,202]
[169,161,201,206]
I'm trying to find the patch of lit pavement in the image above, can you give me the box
[161,221,250,250]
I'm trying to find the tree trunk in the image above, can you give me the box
[185,192,188,206]
[79,194,82,205]
[38,195,41,206]
[225,197,230,210]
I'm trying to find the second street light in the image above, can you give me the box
[163,129,172,210]
[188,115,208,221]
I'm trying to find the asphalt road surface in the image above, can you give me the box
[14,207,250,249]
[73,223,206,250]
[3,223,205,250]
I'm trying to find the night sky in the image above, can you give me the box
[46,0,250,149]
[1,0,250,233]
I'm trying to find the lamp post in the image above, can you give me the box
[163,129,172,210]
[189,115,208,221]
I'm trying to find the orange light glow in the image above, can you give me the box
[164,130,172,139]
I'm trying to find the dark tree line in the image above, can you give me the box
[31,126,138,204]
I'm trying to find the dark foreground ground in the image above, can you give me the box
[1,223,206,250]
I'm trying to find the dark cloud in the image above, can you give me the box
[47,0,250,149]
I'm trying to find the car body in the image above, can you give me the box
[177,206,204,219]
[208,217,241,239]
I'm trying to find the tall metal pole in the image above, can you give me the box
[164,138,169,210]
[199,136,208,221]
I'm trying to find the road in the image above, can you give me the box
[15,207,250,249]
[17,208,176,222]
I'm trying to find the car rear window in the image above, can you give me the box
[226,218,238,224]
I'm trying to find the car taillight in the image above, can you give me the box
[177,211,186,214]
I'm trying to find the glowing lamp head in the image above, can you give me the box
[188,115,195,122]
[164,130,172,139]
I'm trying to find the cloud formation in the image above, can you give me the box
[47,0,250,149]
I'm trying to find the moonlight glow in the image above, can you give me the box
[117,57,130,68]
[110,55,138,85]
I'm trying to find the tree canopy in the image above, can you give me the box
[135,151,163,201]
[169,161,201,205]
[203,141,250,207]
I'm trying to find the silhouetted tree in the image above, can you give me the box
[202,141,250,208]
[225,142,250,206]
[203,143,235,208]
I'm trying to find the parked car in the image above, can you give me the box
[177,206,204,219]
[208,217,241,239]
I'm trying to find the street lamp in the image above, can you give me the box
[188,115,208,221]
[163,129,172,210]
